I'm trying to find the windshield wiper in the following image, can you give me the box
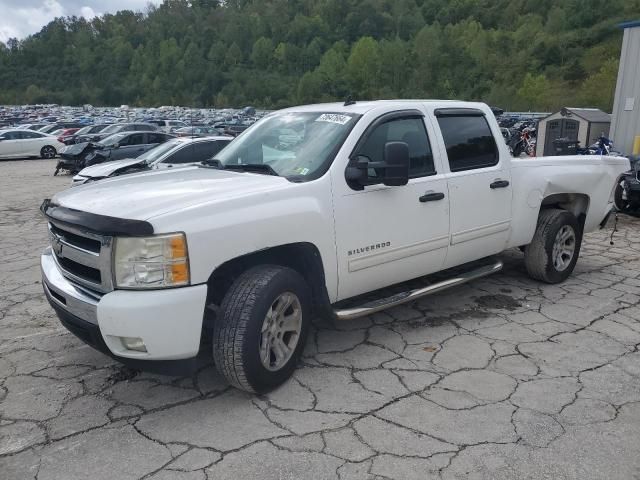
[199,159,279,176]
[223,163,279,176]
[200,158,223,168]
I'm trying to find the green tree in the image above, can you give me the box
[517,73,551,110]
[251,37,274,70]
[0,0,630,109]
[347,36,379,98]
[579,58,619,111]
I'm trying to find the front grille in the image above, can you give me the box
[50,223,100,253]
[48,221,113,293]
[57,257,102,284]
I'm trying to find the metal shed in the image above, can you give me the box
[611,20,640,156]
[536,107,611,156]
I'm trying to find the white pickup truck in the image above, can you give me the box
[41,100,628,393]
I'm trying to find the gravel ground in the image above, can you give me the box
[1,158,640,480]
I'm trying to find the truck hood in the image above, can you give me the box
[52,167,290,221]
[77,157,147,178]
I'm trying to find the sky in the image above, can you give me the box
[0,0,163,43]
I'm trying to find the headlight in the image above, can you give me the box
[114,233,190,289]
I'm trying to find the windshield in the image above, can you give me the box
[138,139,182,164]
[100,124,121,134]
[91,124,110,133]
[99,132,128,147]
[213,111,360,180]
[76,125,92,135]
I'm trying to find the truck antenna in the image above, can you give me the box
[344,95,356,106]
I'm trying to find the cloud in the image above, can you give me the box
[79,6,97,20]
[0,0,161,43]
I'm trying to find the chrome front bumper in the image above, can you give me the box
[41,247,101,324]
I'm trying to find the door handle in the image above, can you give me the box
[490,179,510,189]
[419,192,445,203]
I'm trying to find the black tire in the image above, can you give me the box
[614,183,627,212]
[524,209,582,284]
[212,265,311,393]
[41,145,56,159]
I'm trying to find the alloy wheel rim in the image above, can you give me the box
[259,292,302,371]
[552,225,576,272]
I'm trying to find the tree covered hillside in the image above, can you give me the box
[0,0,638,110]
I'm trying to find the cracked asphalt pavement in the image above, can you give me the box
[2,159,640,480]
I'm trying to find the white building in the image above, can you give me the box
[611,20,640,156]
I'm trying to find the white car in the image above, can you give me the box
[41,100,628,393]
[0,129,64,159]
[148,119,188,133]
[72,136,233,185]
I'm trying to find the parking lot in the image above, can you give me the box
[1,158,639,479]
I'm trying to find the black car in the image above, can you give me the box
[74,123,158,144]
[55,131,174,174]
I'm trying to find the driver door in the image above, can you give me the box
[0,131,24,158]
[332,111,450,301]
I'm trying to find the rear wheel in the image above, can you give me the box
[41,145,56,159]
[524,209,581,284]
[614,182,627,212]
[212,265,311,393]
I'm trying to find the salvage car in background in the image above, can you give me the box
[0,129,64,159]
[55,131,174,174]
[84,131,175,166]
[148,119,188,133]
[74,122,158,144]
[174,126,224,137]
[63,124,112,145]
[72,136,233,185]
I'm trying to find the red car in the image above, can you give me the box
[57,128,80,144]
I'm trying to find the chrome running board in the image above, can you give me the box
[333,260,503,320]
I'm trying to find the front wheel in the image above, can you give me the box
[41,145,57,159]
[212,265,311,393]
[524,209,582,284]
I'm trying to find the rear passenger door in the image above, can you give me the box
[434,108,513,268]
[114,133,146,159]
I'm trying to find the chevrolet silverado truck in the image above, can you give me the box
[40,100,628,393]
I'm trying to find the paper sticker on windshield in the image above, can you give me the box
[316,113,352,125]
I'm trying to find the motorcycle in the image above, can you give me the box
[510,126,537,157]
[577,135,616,156]
[614,156,640,216]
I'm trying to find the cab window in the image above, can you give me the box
[437,114,498,172]
[354,116,435,178]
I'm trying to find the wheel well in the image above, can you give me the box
[206,242,331,314]
[540,193,589,228]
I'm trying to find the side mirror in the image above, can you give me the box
[345,142,410,189]
[113,143,120,149]
[382,141,410,186]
